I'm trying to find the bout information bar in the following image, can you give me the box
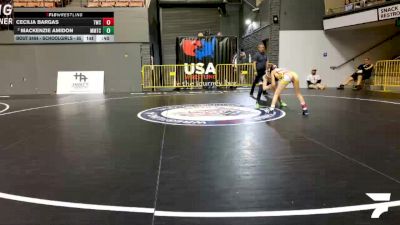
[14,12,114,43]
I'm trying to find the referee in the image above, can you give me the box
[250,43,268,96]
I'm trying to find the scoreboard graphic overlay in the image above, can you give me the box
[14,12,114,43]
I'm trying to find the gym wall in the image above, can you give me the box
[280,0,325,31]
[0,43,147,95]
[279,26,400,88]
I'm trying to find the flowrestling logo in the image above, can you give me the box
[137,103,285,126]
[0,0,13,26]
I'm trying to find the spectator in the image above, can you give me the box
[307,69,326,90]
[232,49,248,85]
[345,0,354,11]
[232,49,247,64]
[337,58,374,90]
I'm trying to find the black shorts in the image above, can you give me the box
[351,72,371,81]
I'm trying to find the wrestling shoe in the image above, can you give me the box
[301,103,309,116]
[353,85,362,91]
[337,84,344,90]
[280,101,288,107]
[255,103,260,109]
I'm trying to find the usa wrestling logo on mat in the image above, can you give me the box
[137,103,285,126]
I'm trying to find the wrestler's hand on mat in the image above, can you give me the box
[265,107,275,114]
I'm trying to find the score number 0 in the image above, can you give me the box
[103,18,114,26]
[102,18,114,35]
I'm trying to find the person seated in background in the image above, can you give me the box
[337,58,374,90]
[307,69,326,90]
[345,0,354,11]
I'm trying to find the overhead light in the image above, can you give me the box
[245,19,251,25]
[252,21,257,27]
[273,15,279,24]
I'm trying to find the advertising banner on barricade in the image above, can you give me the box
[176,36,238,88]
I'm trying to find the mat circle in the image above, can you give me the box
[137,103,285,126]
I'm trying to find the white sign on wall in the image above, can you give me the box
[57,71,104,94]
[378,4,400,20]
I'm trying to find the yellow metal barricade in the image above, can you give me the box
[215,63,256,87]
[142,63,257,90]
[373,60,400,91]
[142,65,204,90]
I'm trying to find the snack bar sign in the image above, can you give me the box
[378,4,400,20]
